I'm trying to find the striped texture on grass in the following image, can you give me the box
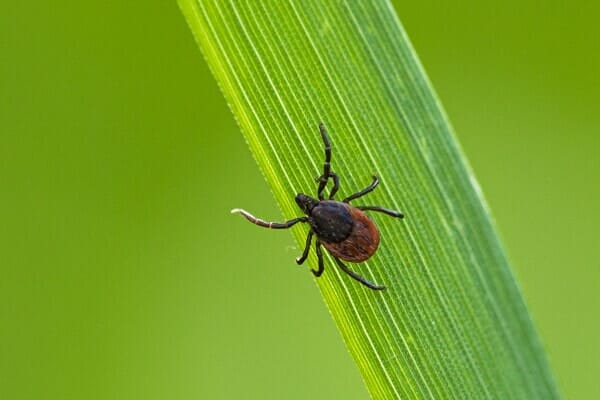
[179,1,561,399]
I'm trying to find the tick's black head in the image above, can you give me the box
[295,193,318,215]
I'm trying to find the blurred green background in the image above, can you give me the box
[1,1,598,399]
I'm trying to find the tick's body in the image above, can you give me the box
[304,200,379,262]
[232,123,404,290]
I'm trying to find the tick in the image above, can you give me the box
[232,123,404,290]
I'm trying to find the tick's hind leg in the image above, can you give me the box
[343,176,379,203]
[231,209,308,229]
[333,258,386,291]
[312,241,325,277]
[296,231,314,265]
[358,206,404,219]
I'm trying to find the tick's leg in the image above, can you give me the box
[231,209,308,229]
[312,241,325,277]
[328,172,340,199]
[358,206,404,219]
[317,123,336,200]
[316,172,340,200]
[296,231,314,265]
[333,258,386,291]
[343,176,379,203]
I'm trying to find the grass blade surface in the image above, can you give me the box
[179,1,561,398]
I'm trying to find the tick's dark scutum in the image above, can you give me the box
[308,201,353,243]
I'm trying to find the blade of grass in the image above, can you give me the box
[179,1,561,398]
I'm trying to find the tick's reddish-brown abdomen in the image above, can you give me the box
[321,206,380,262]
